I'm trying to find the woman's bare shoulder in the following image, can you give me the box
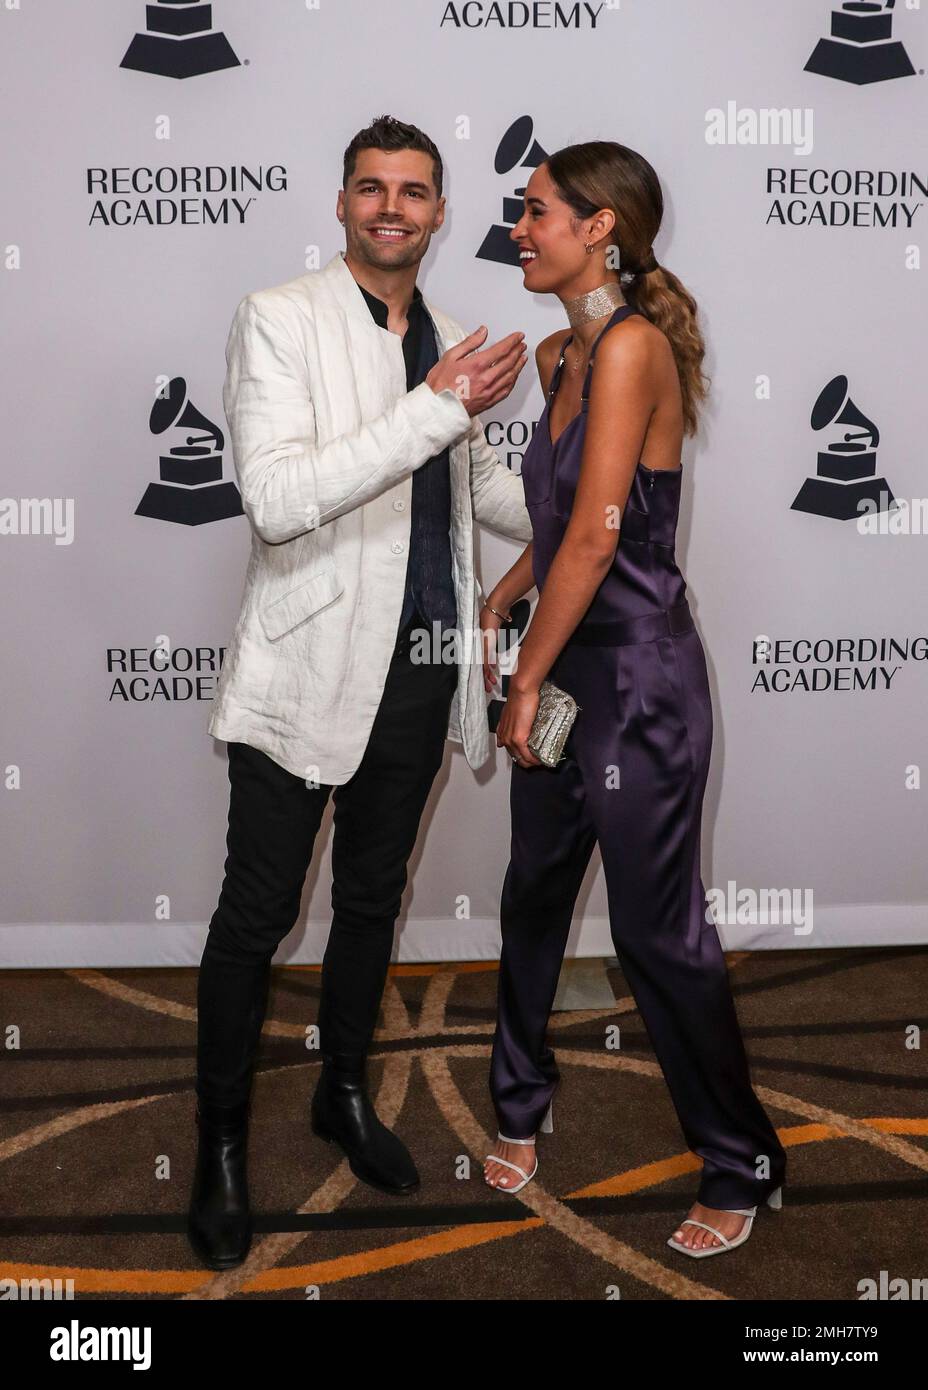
[595,312,674,378]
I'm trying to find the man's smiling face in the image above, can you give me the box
[338,147,445,272]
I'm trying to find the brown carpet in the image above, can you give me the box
[1,947,926,1300]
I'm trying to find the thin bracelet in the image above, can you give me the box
[482,601,512,622]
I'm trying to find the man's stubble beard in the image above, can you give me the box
[345,224,430,275]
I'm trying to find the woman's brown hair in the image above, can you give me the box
[546,141,710,437]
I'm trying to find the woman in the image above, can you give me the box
[479,142,786,1257]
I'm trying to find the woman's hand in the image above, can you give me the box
[496,682,544,768]
[479,602,503,694]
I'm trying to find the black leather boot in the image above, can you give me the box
[187,1097,253,1270]
[310,1052,419,1194]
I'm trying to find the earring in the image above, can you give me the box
[584,242,594,255]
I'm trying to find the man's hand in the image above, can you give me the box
[426,327,527,418]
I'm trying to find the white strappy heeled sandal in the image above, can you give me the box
[667,1184,783,1257]
[484,1101,554,1194]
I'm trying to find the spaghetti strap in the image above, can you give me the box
[580,303,639,404]
[547,336,572,401]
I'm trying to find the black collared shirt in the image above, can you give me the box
[356,281,457,637]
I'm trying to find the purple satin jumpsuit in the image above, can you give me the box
[490,305,786,1210]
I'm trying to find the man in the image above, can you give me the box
[188,115,532,1270]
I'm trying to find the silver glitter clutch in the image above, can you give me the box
[526,679,579,768]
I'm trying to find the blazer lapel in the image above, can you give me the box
[320,250,406,411]
[320,249,470,526]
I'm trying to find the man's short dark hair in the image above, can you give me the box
[342,115,443,198]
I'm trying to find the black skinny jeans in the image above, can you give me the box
[196,612,458,1107]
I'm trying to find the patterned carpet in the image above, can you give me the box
[2,947,927,1301]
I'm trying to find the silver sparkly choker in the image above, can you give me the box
[564,281,626,329]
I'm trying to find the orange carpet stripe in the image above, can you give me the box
[0,1263,202,1295]
[0,1220,539,1295]
[569,1152,702,1200]
[565,1119,928,1199]
[246,1218,539,1290]
[866,1117,928,1135]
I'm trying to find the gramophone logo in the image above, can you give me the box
[135,377,243,526]
[477,116,549,268]
[120,0,240,80]
[791,374,896,522]
[805,1,915,85]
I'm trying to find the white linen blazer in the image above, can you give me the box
[207,250,532,784]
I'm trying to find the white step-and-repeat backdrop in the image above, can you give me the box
[2,1,925,966]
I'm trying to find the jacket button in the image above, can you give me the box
[391,540,405,554]
[392,498,406,511]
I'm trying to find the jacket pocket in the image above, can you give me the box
[259,566,344,641]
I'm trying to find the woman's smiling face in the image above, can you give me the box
[511,162,616,294]
[511,163,584,290]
